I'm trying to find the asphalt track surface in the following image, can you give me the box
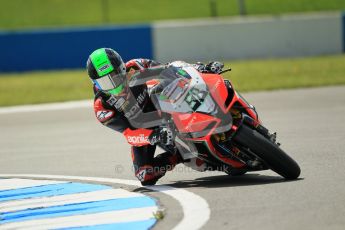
[1,86,345,230]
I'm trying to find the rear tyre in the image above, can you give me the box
[233,125,301,179]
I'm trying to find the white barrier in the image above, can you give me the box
[153,12,342,62]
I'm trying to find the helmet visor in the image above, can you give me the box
[93,71,126,92]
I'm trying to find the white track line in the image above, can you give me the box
[0,178,66,191]
[0,188,144,213]
[0,174,211,230]
[0,100,92,114]
[0,206,158,230]
[149,185,210,230]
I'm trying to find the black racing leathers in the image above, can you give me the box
[93,59,181,185]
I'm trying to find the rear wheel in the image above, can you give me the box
[233,125,301,179]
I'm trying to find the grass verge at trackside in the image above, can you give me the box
[223,55,345,92]
[0,55,344,106]
[0,0,345,30]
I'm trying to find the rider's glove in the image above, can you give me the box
[149,127,174,146]
[205,61,224,74]
[193,62,207,72]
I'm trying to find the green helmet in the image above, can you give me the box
[87,48,126,95]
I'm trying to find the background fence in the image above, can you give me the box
[0,25,152,72]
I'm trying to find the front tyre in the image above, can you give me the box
[233,125,301,179]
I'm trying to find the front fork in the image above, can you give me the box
[235,113,280,146]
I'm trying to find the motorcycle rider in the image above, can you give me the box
[86,48,224,185]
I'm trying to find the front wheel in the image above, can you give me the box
[233,125,301,179]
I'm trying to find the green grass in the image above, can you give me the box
[0,70,92,106]
[0,55,344,107]
[0,0,344,30]
[223,55,345,91]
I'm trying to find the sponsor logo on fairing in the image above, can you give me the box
[127,134,149,144]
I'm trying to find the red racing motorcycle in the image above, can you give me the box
[126,64,301,179]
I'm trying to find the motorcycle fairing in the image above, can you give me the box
[125,66,259,169]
